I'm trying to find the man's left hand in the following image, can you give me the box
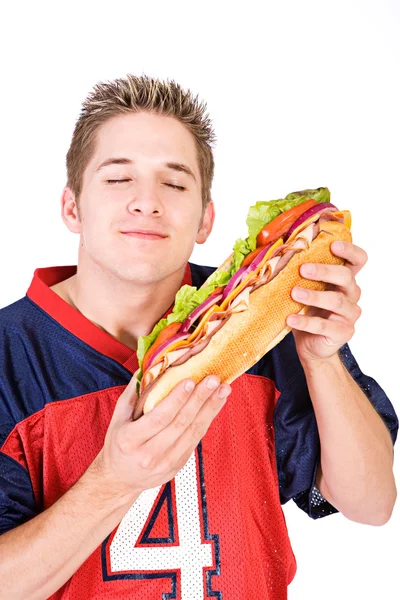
[286,240,368,365]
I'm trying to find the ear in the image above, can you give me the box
[196,201,215,245]
[61,187,81,234]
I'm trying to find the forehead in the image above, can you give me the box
[89,112,200,177]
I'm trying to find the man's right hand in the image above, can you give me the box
[93,375,231,499]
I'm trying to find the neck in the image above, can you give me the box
[51,259,187,351]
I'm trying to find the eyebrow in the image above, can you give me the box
[95,157,196,181]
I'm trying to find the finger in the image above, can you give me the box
[146,379,232,452]
[130,378,199,444]
[286,312,354,344]
[300,263,360,301]
[291,287,362,323]
[330,241,368,276]
[111,376,140,427]
[159,383,230,469]
[328,308,362,324]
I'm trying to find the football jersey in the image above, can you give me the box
[0,264,398,600]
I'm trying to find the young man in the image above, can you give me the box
[0,74,397,600]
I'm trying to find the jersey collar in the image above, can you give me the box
[26,264,192,374]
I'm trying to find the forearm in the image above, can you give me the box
[302,353,396,525]
[0,457,138,600]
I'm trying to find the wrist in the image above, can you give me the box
[83,452,141,515]
[300,352,342,376]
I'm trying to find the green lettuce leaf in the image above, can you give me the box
[172,284,214,322]
[203,268,231,289]
[231,237,253,274]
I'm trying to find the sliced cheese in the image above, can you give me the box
[186,304,223,343]
[332,210,352,230]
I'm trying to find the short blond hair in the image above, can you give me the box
[66,74,216,211]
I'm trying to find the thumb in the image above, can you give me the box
[110,375,139,426]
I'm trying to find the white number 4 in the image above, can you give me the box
[109,451,218,599]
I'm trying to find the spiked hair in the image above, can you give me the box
[66,74,216,210]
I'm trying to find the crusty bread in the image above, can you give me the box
[142,220,352,412]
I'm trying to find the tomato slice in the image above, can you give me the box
[142,321,182,374]
[211,286,225,295]
[241,246,265,268]
[256,199,318,247]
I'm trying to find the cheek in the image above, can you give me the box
[81,194,115,229]
[173,203,202,235]
[80,211,111,248]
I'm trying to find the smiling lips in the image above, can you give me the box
[121,229,168,240]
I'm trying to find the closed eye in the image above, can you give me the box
[106,180,185,191]
[106,179,131,184]
[165,183,186,191]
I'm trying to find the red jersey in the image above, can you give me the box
[0,264,397,599]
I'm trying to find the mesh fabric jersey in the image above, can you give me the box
[0,263,398,600]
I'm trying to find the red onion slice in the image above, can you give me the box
[245,242,273,271]
[146,332,190,371]
[221,266,248,300]
[219,245,272,305]
[222,242,273,301]
[178,292,223,334]
[286,202,338,239]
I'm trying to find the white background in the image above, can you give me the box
[0,1,398,598]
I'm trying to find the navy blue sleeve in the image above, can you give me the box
[0,451,37,535]
[272,336,398,519]
[0,390,38,535]
[0,310,39,535]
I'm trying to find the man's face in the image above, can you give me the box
[69,112,213,284]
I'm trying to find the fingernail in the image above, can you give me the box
[293,287,308,299]
[287,315,298,326]
[333,241,344,253]
[185,380,195,392]
[218,385,231,399]
[302,263,316,276]
[206,376,219,390]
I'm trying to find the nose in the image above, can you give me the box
[127,182,164,217]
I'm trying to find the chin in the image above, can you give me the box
[111,260,176,285]
[88,246,188,285]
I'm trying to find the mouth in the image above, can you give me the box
[120,230,168,241]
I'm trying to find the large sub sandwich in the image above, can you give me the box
[135,187,352,414]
